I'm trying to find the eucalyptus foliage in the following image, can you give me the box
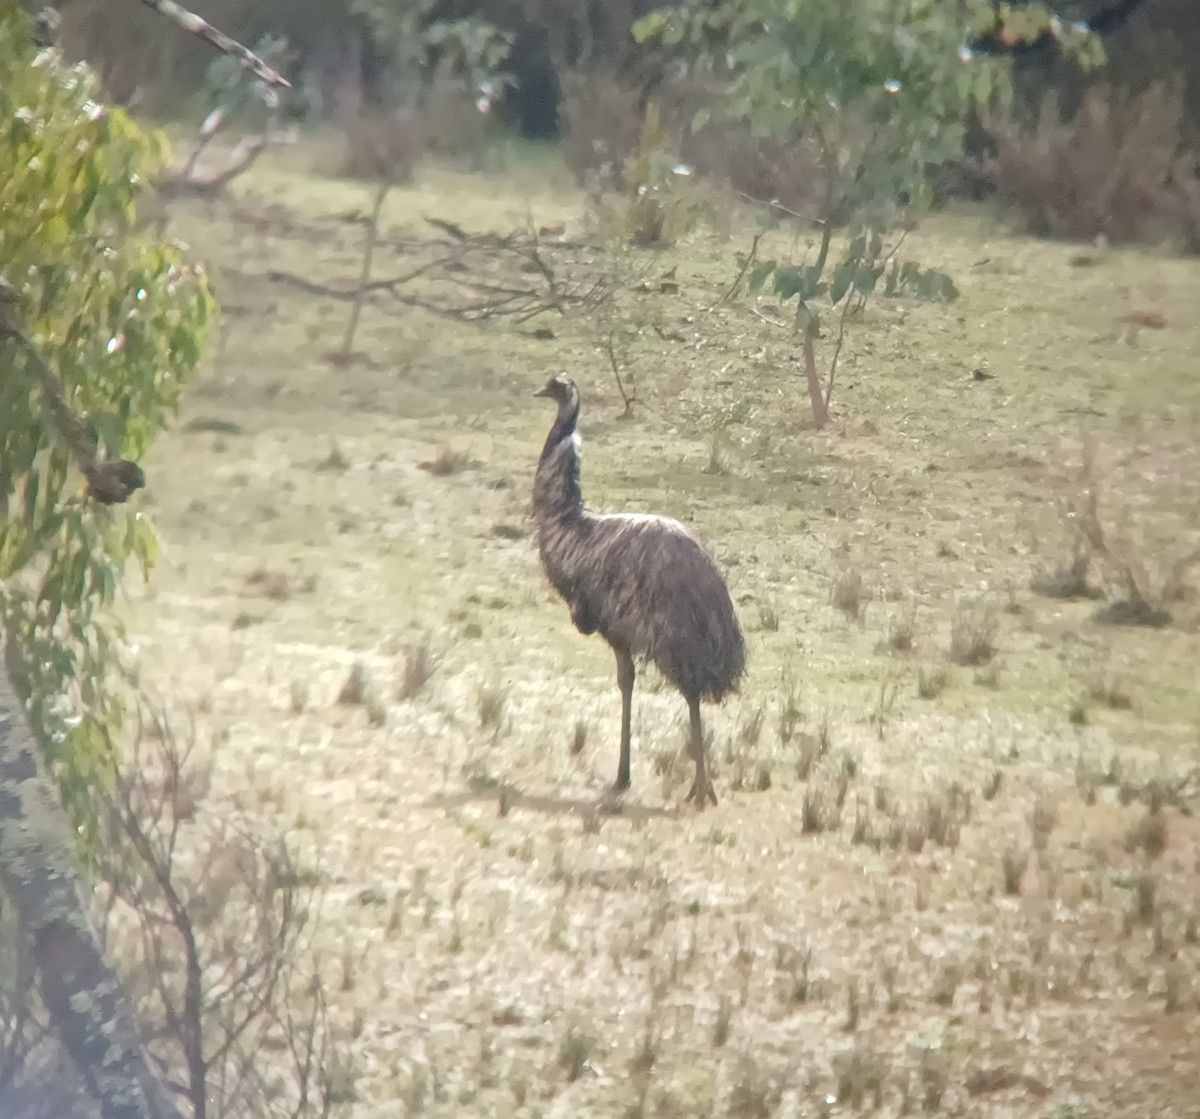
[635,0,1012,226]
[0,9,215,843]
[351,0,513,105]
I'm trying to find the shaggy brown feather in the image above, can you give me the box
[537,508,745,701]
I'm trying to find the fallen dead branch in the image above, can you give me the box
[158,133,270,202]
[264,221,610,325]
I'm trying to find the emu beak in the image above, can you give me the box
[532,385,552,398]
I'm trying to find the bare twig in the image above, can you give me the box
[265,224,602,329]
[602,329,637,418]
[879,228,910,268]
[715,231,762,308]
[342,181,391,356]
[856,228,910,312]
[265,254,450,300]
[823,293,856,413]
[97,706,338,1119]
[732,190,821,225]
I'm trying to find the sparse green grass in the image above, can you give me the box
[122,142,1200,1119]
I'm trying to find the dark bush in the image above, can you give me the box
[334,104,425,182]
[983,83,1200,250]
[558,66,645,191]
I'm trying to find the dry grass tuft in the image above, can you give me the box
[881,598,919,654]
[727,1054,786,1119]
[778,681,804,748]
[557,1023,597,1082]
[418,447,476,476]
[1090,674,1134,711]
[1030,797,1058,851]
[916,664,950,699]
[833,1048,888,1110]
[337,661,371,706]
[1131,873,1158,925]
[397,636,437,700]
[712,994,735,1047]
[948,601,999,666]
[982,768,1003,801]
[830,566,867,621]
[1125,810,1168,859]
[476,682,508,731]
[1002,847,1028,895]
[757,600,780,632]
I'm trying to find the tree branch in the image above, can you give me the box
[0,279,146,504]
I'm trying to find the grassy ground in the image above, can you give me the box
[127,138,1200,1117]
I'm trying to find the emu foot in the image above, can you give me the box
[598,781,629,815]
[684,775,718,809]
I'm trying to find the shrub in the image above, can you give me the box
[636,0,1011,238]
[558,66,645,191]
[984,82,1200,250]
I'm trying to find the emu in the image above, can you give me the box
[531,375,745,807]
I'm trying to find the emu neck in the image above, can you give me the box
[534,402,583,522]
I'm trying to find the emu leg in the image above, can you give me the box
[614,646,635,791]
[684,694,718,807]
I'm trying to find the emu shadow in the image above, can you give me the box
[427,786,677,823]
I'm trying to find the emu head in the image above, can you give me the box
[532,375,580,423]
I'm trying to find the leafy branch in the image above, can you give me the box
[735,231,959,427]
[0,279,146,506]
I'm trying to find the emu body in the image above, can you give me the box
[531,375,745,806]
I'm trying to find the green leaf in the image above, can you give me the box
[853,263,884,294]
[747,259,777,293]
[829,261,855,305]
[691,108,711,134]
[772,265,814,302]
